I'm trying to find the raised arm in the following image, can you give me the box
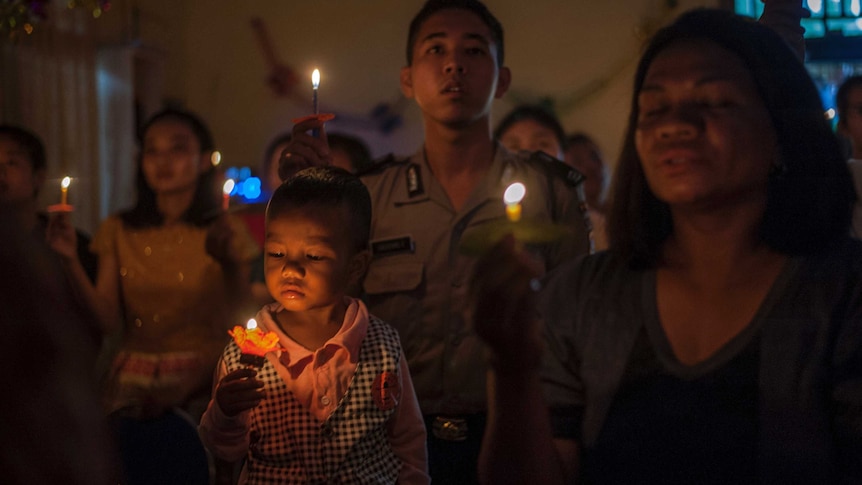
[759,0,807,61]
[46,213,122,334]
[472,235,575,484]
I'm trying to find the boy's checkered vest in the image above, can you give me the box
[223,316,403,484]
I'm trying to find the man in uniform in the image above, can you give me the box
[281,1,590,482]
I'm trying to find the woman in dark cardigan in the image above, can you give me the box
[473,8,861,484]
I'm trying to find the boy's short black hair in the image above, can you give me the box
[406,0,504,66]
[836,75,862,124]
[266,166,371,252]
[0,124,46,173]
[494,104,566,151]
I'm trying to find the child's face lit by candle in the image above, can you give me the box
[264,203,365,314]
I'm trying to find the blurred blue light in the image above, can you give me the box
[243,177,262,200]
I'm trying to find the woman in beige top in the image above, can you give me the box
[48,109,259,419]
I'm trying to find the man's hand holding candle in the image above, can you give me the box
[278,116,334,181]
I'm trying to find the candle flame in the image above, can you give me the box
[247,318,258,330]
[312,69,320,89]
[503,182,526,205]
[61,176,71,189]
[229,324,283,357]
[223,179,235,196]
[211,151,222,166]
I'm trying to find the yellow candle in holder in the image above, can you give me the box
[503,182,526,222]
[60,176,71,205]
[222,179,235,211]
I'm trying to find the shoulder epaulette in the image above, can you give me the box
[525,150,585,188]
[358,153,409,177]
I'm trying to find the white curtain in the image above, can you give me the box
[0,2,136,235]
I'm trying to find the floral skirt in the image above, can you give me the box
[103,350,211,421]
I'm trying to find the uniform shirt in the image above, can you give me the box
[361,145,590,415]
[199,298,429,484]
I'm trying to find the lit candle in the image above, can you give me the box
[222,179,235,211]
[311,69,321,138]
[60,176,71,205]
[312,68,320,114]
[504,182,526,222]
[228,317,283,368]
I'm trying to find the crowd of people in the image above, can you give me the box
[1,0,860,484]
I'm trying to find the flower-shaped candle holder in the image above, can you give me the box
[228,319,283,368]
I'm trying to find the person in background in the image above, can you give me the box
[494,104,567,160]
[329,132,374,174]
[200,166,428,484]
[565,132,610,250]
[48,108,259,421]
[836,75,862,236]
[0,124,98,283]
[0,208,121,485]
[262,132,293,196]
[241,132,294,307]
[280,1,591,482]
[474,8,860,484]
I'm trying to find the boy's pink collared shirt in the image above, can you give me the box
[260,298,367,422]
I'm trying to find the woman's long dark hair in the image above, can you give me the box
[607,8,855,268]
[121,109,219,228]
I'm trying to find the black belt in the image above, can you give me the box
[426,413,486,442]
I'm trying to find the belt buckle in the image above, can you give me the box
[432,416,468,442]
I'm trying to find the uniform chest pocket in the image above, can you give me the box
[363,261,424,295]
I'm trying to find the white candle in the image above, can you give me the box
[222,179,235,211]
[60,176,71,205]
[312,69,320,114]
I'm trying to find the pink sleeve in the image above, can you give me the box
[197,357,253,462]
[387,353,430,485]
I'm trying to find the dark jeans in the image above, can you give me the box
[424,413,486,485]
